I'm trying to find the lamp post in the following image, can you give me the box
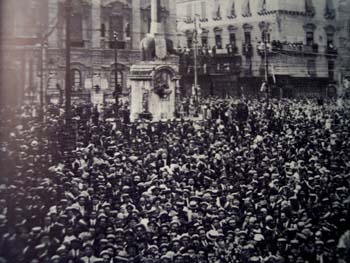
[193,16,199,105]
[258,23,270,104]
[113,30,120,127]
[64,0,72,124]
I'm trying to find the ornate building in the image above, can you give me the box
[46,0,177,104]
[0,0,177,106]
[1,0,49,106]
[176,0,350,98]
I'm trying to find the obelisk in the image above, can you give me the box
[129,0,179,122]
[150,0,167,60]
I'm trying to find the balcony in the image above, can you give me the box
[270,41,319,56]
[242,43,253,57]
[179,51,241,76]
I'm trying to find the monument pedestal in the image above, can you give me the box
[129,60,179,122]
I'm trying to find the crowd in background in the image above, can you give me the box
[0,98,350,263]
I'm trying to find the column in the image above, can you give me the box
[150,0,162,35]
[132,0,141,50]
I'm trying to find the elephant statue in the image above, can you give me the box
[140,36,178,61]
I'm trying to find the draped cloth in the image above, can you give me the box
[241,0,251,17]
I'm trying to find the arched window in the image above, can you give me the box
[304,23,316,46]
[110,70,123,92]
[71,13,83,47]
[71,69,82,90]
[125,23,130,38]
[214,28,223,49]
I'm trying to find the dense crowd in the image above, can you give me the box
[0,98,350,263]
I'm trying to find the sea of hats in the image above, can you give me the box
[0,98,350,263]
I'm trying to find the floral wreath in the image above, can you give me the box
[154,84,172,99]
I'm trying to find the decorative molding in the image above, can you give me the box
[213,27,223,33]
[258,21,270,31]
[303,23,316,32]
[242,23,253,32]
[200,28,209,35]
[228,25,238,32]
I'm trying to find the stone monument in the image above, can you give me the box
[129,0,179,122]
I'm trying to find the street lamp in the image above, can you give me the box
[257,23,270,104]
[113,30,120,128]
[36,41,48,122]
[65,0,72,125]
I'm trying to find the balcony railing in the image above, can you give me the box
[179,51,241,76]
[270,41,319,56]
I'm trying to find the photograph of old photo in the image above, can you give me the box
[0,0,350,262]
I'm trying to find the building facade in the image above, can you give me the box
[1,0,177,107]
[1,0,49,107]
[176,0,350,98]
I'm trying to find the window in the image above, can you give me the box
[328,60,335,80]
[244,32,251,44]
[125,23,130,38]
[109,15,123,48]
[215,34,222,49]
[261,31,270,42]
[229,33,236,45]
[71,69,82,90]
[101,24,106,37]
[306,32,314,46]
[110,70,123,92]
[187,36,193,48]
[201,36,208,47]
[307,60,317,77]
[71,13,83,47]
[327,33,334,47]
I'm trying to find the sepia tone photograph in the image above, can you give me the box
[0,0,350,262]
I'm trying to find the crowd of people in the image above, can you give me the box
[0,97,350,263]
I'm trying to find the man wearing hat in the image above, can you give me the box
[81,243,102,263]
